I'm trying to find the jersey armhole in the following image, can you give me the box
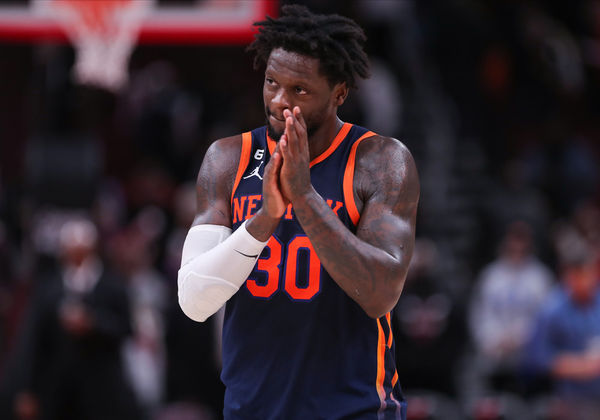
[230,132,253,206]
[342,131,376,226]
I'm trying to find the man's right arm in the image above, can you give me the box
[178,136,286,322]
[179,136,264,322]
[191,135,240,228]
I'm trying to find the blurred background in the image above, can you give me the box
[0,0,599,419]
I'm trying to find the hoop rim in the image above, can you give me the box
[0,0,278,44]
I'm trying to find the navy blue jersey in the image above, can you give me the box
[222,124,406,420]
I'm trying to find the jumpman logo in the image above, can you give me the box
[243,161,264,180]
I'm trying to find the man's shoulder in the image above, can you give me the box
[201,134,246,173]
[353,132,417,186]
[197,127,267,185]
[208,126,267,159]
[355,132,410,157]
[353,132,415,176]
[195,133,247,191]
[208,133,244,156]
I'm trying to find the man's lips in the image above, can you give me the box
[267,108,286,122]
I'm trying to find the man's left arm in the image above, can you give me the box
[279,107,419,319]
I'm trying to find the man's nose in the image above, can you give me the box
[271,88,291,112]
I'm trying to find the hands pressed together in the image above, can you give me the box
[261,106,313,220]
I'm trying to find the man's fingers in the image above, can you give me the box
[273,141,282,157]
[282,112,297,157]
[266,148,282,180]
[292,106,308,154]
[284,108,302,155]
[272,149,283,172]
[284,109,295,137]
[266,153,276,183]
[264,145,277,181]
[293,106,307,131]
[279,133,292,160]
[264,151,283,208]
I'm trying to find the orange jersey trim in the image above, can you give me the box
[390,370,402,418]
[231,132,253,206]
[386,312,394,349]
[376,318,387,411]
[266,122,353,168]
[387,313,400,408]
[309,123,352,167]
[267,133,276,156]
[377,312,398,413]
[343,131,376,226]
[391,370,399,388]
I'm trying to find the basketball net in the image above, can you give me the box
[33,0,155,92]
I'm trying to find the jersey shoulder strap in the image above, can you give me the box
[342,127,377,226]
[230,131,253,206]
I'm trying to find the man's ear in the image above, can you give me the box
[333,82,349,106]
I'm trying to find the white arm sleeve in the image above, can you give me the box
[178,220,268,322]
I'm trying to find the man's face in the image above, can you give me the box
[565,262,599,304]
[263,48,342,140]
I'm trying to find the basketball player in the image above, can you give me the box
[178,5,419,419]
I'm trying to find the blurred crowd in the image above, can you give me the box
[0,0,599,419]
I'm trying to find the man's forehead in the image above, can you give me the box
[266,48,322,80]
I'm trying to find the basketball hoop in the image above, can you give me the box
[33,0,155,92]
[0,1,277,45]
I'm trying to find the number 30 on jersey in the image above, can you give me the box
[246,235,321,300]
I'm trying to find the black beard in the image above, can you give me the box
[266,119,284,141]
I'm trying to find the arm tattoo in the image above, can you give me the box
[292,136,419,317]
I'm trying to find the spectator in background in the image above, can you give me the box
[569,202,600,263]
[161,184,224,418]
[110,221,168,419]
[1,218,140,420]
[394,238,467,397]
[164,182,197,286]
[483,159,551,257]
[526,242,600,401]
[468,220,554,395]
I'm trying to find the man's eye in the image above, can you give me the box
[295,87,307,94]
[266,78,275,85]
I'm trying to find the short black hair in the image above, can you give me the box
[247,4,370,89]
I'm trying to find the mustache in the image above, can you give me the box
[265,107,285,121]
[265,107,316,138]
